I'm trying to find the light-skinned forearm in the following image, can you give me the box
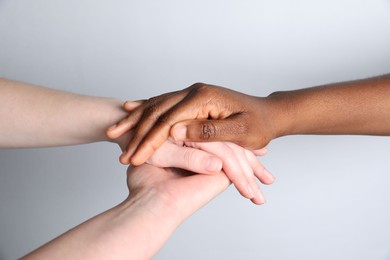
[21,186,181,259]
[0,78,127,148]
[22,164,231,259]
[266,74,390,139]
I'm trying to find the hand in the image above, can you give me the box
[123,163,231,258]
[107,83,276,165]
[126,163,231,221]
[114,131,223,175]
[181,142,274,205]
[112,118,274,204]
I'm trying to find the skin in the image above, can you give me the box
[0,78,225,174]
[20,141,271,258]
[0,78,126,148]
[179,141,272,203]
[1,78,274,258]
[107,88,275,200]
[108,73,390,165]
[0,78,274,203]
[22,163,231,260]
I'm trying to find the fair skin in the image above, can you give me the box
[108,73,390,165]
[1,78,273,258]
[0,78,274,203]
[22,164,231,260]
[0,78,127,148]
[0,78,238,173]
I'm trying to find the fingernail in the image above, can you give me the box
[257,190,266,204]
[172,124,187,140]
[124,101,136,108]
[205,157,222,172]
[247,185,255,199]
[264,169,275,182]
[119,153,129,165]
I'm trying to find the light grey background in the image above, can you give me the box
[1,1,390,259]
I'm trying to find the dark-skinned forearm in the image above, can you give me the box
[266,74,390,138]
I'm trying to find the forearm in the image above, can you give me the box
[22,163,230,259]
[0,78,127,148]
[266,74,390,138]
[22,189,181,259]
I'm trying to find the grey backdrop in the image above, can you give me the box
[1,1,390,259]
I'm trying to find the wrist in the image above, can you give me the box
[124,185,183,225]
[99,98,128,143]
[262,92,295,139]
[119,187,183,258]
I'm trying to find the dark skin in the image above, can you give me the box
[107,74,390,166]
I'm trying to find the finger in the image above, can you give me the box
[122,92,191,164]
[225,143,265,204]
[250,187,266,205]
[109,91,183,140]
[244,149,275,185]
[170,147,223,174]
[170,116,251,146]
[122,115,173,165]
[106,117,135,140]
[106,106,146,139]
[123,100,144,111]
[128,96,203,165]
[129,85,230,164]
[106,101,144,139]
[253,147,268,156]
[185,142,256,200]
[147,142,222,174]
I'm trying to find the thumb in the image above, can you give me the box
[147,141,223,174]
[170,118,249,144]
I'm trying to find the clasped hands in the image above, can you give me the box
[108,83,276,205]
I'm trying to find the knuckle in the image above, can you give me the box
[143,96,175,126]
[144,99,159,115]
[156,113,170,125]
[142,97,165,121]
[146,96,159,105]
[189,82,214,95]
[182,148,197,169]
[201,123,217,140]
[190,82,206,90]
[228,174,242,185]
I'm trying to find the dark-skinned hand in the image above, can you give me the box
[107,83,276,166]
